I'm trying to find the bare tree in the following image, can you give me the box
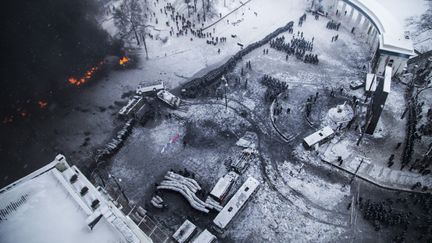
[114,0,144,45]
[185,0,191,17]
[114,0,150,59]
[417,8,432,32]
[411,2,432,33]
[201,0,206,22]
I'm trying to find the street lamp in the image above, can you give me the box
[108,174,129,203]
[222,75,228,111]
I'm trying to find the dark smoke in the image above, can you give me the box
[0,0,122,115]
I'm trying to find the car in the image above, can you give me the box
[350,80,365,90]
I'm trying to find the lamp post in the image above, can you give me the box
[222,75,228,111]
[108,174,129,204]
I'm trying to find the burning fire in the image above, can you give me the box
[38,100,48,109]
[2,115,14,124]
[119,56,129,65]
[68,62,104,86]
[2,100,49,124]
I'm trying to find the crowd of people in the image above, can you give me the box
[269,34,319,64]
[331,34,339,42]
[260,75,288,103]
[298,13,307,27]
[206,36,227,46]
[304,53,319,64]
[144,0,228,51]
[355,194,432,242]
[326,20,341,31]
[358,198,408,231]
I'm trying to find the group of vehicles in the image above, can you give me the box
[118,81,182,123]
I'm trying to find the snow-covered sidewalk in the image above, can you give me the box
[318,139,432,193]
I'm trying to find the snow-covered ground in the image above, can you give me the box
[102,0,308,89]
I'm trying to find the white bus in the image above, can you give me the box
[213,177,260,229]
[303,126,334,149]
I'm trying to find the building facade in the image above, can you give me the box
[314,0,415,76]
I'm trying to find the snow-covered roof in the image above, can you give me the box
[303,126,334,147]
[210,172,238,201]
[344,0,414,57]
[383,66,392,93]
[0,155,152,243]
[136,82,165,95]
[191,229,217,243]
[213,177,260,229]
[172,220,196,243]
[365,73,377,92]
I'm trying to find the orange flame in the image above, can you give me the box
[68,77,78,84]
[38,100,48,109]
[2,115,14,124]
[67,62,103,86]
[119,56,129,65]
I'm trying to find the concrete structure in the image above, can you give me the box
[365,66,392,134]
[365,73,377,93]
[0,154,153,243]
[317,0,415,76]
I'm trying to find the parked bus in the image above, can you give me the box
[213,177,260,229]
[302,126,334,149]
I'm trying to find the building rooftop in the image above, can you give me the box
[346,0,414,56]
[0,155,152,243]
